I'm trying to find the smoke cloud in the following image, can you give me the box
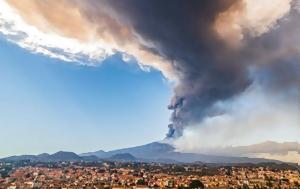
[200,141,300,156]
[173,82,300,149]
[101,0,299,137]
[0,0,299,152]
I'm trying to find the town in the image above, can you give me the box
[0,161,299,188]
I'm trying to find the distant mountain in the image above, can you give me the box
[37,153,50,158]
[81,155,99,162]
[81,150,107,158]
[1,151,97,162]
[1,142,285,164]
[108,142,175,159]
[79,142,283,164]
[1,155,37,162]
[81,142,174,159]
[46,151,81,162]
[109,153,137,161]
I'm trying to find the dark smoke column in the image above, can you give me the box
[105,0,299,139]
[166,97,185,138]
[106,0,251,138]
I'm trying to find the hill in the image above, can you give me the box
[1,142,286,164]
[80,142,283,164]
[1,151,96,162]
[109,153,137,161]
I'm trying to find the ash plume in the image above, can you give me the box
[1,0,299,140]
[103,0,249,137]
[103,0,299,137]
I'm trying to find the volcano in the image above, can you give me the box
[80,142,282,164]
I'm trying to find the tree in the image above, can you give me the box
[189,180,204,189]
[266,180,273,188]
[136,179,146,185]
[242,183,249,189]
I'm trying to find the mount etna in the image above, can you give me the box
[1,142,286,164]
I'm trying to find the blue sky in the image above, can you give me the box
[0,38,172,157]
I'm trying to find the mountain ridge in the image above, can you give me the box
[79,142,284,164]
[0,142,287,164]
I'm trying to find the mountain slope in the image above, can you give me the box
[1,151,97,162]
[109,153,137,161]
[80,142,282,164]
[81,150,107,158]
[46,151,81,161]
[1,142,285,164]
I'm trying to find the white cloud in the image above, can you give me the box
[173,83,300,163]
[0,1,116,63]
[255,151,300,164]
[214,0,294,46]
[0,0,175,79]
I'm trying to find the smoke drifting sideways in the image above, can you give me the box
[1,0,299,141]
[103,0,300,138]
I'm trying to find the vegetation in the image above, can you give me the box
[189,180,204,189]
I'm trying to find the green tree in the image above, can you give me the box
[189,180,204,189]
[243,183,250,189]
[136,179,146,185]
[266,180,273,188]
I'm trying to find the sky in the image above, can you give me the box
[0,37,171,157]
[0,0,299,163]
